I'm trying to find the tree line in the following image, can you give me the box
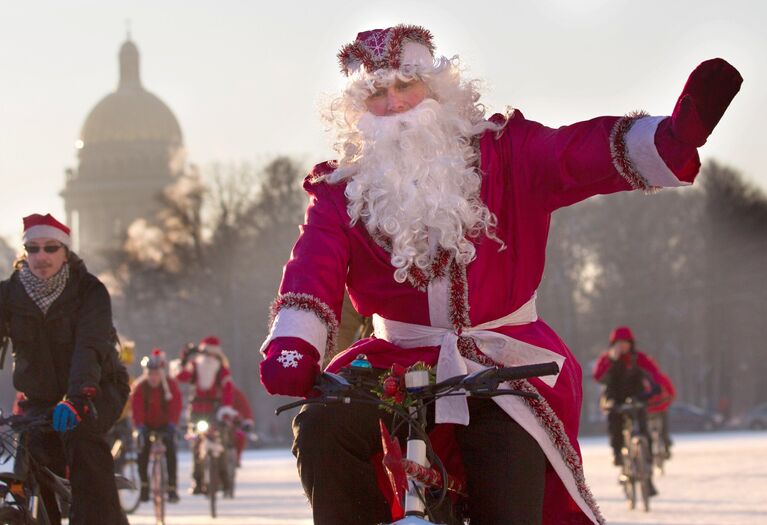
[1,158,763,437]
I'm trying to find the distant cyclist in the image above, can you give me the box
[131,348,183,503]
[171,336,233,494]
[593,326,675,461]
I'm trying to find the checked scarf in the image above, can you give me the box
[19,261,70,314]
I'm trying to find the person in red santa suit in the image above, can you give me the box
[225,384,256,466]
[131,348,183,503]
[172,336,234,494]
[258,24,742,525]
[593,326,676,467]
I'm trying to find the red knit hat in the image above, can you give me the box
[609,326,635,344]
[338,24,435,76]
[141,348,167,370]
[22,213,71,247]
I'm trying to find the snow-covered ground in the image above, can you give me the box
[127,431,766,524]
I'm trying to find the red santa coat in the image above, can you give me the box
[232,385,254,422]
[131,376,183,429]
[593,350,676,413]
[175,355,234,417]
[264,110,700,525]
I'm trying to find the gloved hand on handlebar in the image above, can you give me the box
[259,337,320,398]
[180,343,198,366]
[52,386,97,432]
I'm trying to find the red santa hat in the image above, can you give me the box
[199,335,228,368]
[22,214,72,247]
[338,24,435,76]
[609,326,635,344]
[200,335,223,355]
[200,335,221,348]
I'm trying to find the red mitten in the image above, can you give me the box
[670,58,743,147]
[259,337,320,397]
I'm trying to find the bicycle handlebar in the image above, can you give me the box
[275,361,561,415]
[494,361,560,382]
[0,413,51,430]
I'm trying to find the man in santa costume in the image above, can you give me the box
[172,335,234,493]
[0,214,130,524]
[131,348,183,503]
[593,326,676,467]
[258,24,742,525]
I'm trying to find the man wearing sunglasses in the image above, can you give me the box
[0,213,130,525]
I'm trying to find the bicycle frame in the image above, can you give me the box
[277,359,560,524]
[147,431,168,525]
[618,400,651,512]
[0,415,71,524]
[189,419,232,518]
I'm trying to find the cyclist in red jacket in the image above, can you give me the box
[593,327,675,465]
[131,349,183,503]
[230,384,255,465]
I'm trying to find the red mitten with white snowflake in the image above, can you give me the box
[259,337,320,398]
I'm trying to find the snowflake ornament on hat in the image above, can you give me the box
[338,24,435,76]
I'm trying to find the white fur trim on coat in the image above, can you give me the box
[260,308,329,361]
[626,116,690,188]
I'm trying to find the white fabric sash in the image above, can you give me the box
[372,293,566,425]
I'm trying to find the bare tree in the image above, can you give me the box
[107,156,307,441]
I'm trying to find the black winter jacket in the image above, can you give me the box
[0,254,129,404]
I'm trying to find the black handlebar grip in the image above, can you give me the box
[495,362,560,382]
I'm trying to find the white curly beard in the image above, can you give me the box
[328,98,499,283]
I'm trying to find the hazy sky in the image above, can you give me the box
[1,0,765,242]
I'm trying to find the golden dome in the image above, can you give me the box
[79,39,182,146]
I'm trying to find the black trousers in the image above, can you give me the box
[20,387,128,525]
[137,428,178,489]
[292,397,546,525]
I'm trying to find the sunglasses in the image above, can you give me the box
[24,244,64,254]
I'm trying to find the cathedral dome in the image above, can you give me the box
[79,39,182,146]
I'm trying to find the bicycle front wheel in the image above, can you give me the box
[151,455,166,524]
[636,442,652,512]
[117,458,141,515]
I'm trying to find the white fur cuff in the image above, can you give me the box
[625,116,690,188]
[259,308,328,360]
